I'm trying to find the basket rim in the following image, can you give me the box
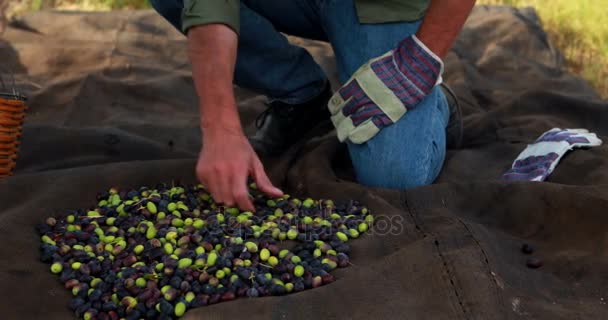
[0,92,27,101]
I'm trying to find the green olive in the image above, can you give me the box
[133,244,144,255]
[89,278,102,289]
[167,203,177,212]
[268,256,279,266]
[294,265,304,277]
[322,258,337,270]
[237,215,249,224]
[146,202,158,214]
[313,248,322,257]
[358,222,369,233]
[171,218,184,227]
[135,278,146,288]
[106,217,116,226]
[226,207,240,216]
[121,296,137,309]
[41,235,56,246]
[193,219,205,229]
[178,258,193,268]
[260,248,270,261]
[271,228,281,239]
[245,242,258,253]
[207,252,218,266]
[164,243,173,255]
[302,198,315,208]
[285,283,294,292]
[215,270,225,279]
[287,229,298,240]
[185,291,196,302]
[50,262,63,274]
[365,214,374,223]
[165,231,178,241]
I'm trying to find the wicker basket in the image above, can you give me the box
[0,71,27,178]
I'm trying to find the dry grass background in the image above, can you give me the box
[478,0,607,98]
[2,0,607,98]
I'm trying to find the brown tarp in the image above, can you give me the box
[1,6,608,319]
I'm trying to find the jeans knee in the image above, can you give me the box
[349,145,441,190]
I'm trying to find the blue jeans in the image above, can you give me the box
[150,0,449,189]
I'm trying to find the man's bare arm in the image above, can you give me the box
[416,0,476,58]
[188,24,241,135]
[187,24,282,211]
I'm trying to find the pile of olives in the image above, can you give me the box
[37,183,373,319]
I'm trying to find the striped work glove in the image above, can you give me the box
[328,35,444,144]
[502,128,602,182]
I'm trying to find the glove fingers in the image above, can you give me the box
[332,114,355,143]
[347,118,381,144]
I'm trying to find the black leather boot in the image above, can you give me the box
[440,83,463,149]
[249,83,333,156]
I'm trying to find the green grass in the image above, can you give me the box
[9,0,150,13]
[478,0,608,99]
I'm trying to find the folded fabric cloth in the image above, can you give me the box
[328,35,443,144]
[502,128,603,182]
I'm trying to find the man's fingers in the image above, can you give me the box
[229,165,255,212]
[252,158,283,197]
[219,178,235,207]
[207,165,231,206]
[233,183,255,212]
[197,167,222,203]
[208,177,227,205]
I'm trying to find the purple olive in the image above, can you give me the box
[526,258,543,269]
[521,243,535,255]
[163,288,179,301]
[221,291,236,301]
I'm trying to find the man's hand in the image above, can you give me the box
[187,24,282,210]
[197,127,283,211]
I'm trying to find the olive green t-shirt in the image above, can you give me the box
[182,0,430,34]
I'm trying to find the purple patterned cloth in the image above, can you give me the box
[337,35,442,131]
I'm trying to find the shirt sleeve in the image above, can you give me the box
[181,0,240,35]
